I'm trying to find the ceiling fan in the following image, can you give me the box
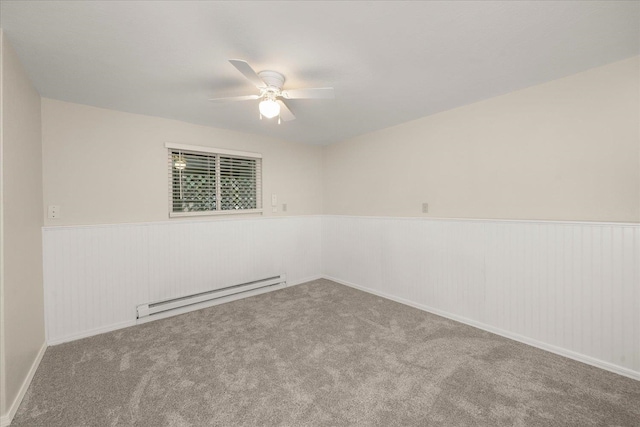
[209,59,334,124]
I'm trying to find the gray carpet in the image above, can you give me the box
[12,279,640,426]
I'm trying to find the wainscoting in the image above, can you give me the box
[43,215,639,379]
[322,216,640,379]
[43,216,322,344]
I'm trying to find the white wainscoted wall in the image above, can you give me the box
[322,216,640,379]
[43,216,322,345]
[43,215,640,380]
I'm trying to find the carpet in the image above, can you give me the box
[12,279,640,426]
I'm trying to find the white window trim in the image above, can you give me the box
[167,142,263,217]
[165,142,262,159]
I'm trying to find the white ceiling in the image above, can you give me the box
[1,1,638,145]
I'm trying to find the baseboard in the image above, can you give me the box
[287,275,323,287]
[0,342,47,427]
[47,320,137,346]
[323,275,640,382]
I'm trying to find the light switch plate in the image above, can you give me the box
[271,194,277,206]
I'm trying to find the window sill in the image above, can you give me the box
[169,209,263,218]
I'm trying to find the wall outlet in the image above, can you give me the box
[282,203,287,212]
[48,205,60,219]
[271,194,277,206]
[422,202,429,214]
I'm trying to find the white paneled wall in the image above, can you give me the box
[322,216,640,379]
[43,215,639,379]
[43,216,321,344]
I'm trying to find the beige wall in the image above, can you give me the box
[323,57,640,223]
[0,32,45,419]
[42,99,324,226]
[43,57,640,227]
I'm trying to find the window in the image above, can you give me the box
[166,143,262,217]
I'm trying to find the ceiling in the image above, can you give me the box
[1,1,638,145]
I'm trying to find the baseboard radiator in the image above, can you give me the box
[136,274,286,319]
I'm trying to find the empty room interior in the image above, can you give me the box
[1,1,639,426]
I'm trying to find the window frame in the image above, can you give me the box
[166,142,263,218]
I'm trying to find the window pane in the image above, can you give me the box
[171,151,216,212]
[219,157,257,210]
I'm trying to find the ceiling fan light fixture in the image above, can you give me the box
[259,99,280,119]
[210,59,334,123]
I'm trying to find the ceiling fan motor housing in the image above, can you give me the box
[258,70,285,90]
[209,59,334,122]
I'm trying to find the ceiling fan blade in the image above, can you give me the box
[208,95,260,102]
[281,87,334,100]
[277,100,296,121]
[229,59,266,89]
